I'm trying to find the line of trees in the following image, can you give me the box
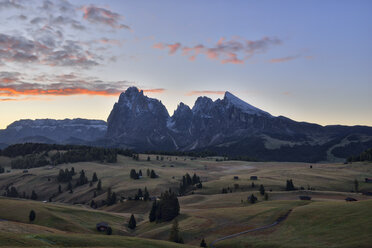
[57,167,75,182]
[347,148,372,162]
[179,173,202,195]
[285,179,296,191]
[1,143,136,169]
[134,187,150,201]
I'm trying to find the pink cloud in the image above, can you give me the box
[167,43,181,55]
[153,37,281,65]
[81,5,130,30]
[269,55,299,63]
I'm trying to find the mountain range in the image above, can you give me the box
[1,86,372,162]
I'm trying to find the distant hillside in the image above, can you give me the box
[0,143,133,169]
[0,118,107,147]
[347,148,372,162]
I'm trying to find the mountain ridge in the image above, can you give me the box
[1,87,372,162]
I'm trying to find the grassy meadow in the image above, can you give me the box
[0,154,371,247]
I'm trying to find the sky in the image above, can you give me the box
[0,0,371,129]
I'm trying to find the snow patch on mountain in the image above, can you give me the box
[224,91,272,117]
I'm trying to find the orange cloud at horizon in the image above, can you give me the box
[142,88,166,93]
[0,87,166,99]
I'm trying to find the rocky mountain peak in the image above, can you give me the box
[173,102,191,115]
[192,96,214,113]
[223,91,271,117]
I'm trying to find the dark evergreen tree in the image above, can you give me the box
[169,219,182,243]
[286,179,295,191]
[251,182,255,188]
[249,194,257,204]
[90,200,96,208]
[106,227,112,235]
[150,170,157,178]
[144,187,150,201]
[200,238,207,247]
[147,168,150,177]
[128,214,136,229]
[147,156,150,161]
[97,179,102,191]
[92,172,98,182]
[76,170,88,186]
[137,188,143,198]
[130,169,139,179]
[149,201,157,222]
[29,210,36,222]
[31,190,37,200]
[111,192,117,205]
[259,184,265,195]
[139,170,143,177]
[58,185,62,193]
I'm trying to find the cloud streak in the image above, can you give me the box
[0,71,165,100]
[154,37,281,64]
[82,5,130,30]
[269,55,300,63]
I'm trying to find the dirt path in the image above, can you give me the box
[210,209,292,248]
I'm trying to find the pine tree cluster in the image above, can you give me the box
[149,190,180,222]
[179,173,202,195]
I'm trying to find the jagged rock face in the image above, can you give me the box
[106,87,174,150]
[0,118,107,145]
[105,88,372,161]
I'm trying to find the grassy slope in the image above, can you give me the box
[0,232,196,247]
[0,198,128,235]
[0,198,196,248]
[217,200,372,248]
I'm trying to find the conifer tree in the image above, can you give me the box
[128,214,136,229]
[169,219,180,243]
[259,184,265,195]
[92,172,98,182]
[31,190,37,200]
[97,179,102,191]
[29,210,36,222]
[286,179,295,191]
[249,194,257,204]
[200,238,207,247]
[144,187,150,201]
[149,201,157,222]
